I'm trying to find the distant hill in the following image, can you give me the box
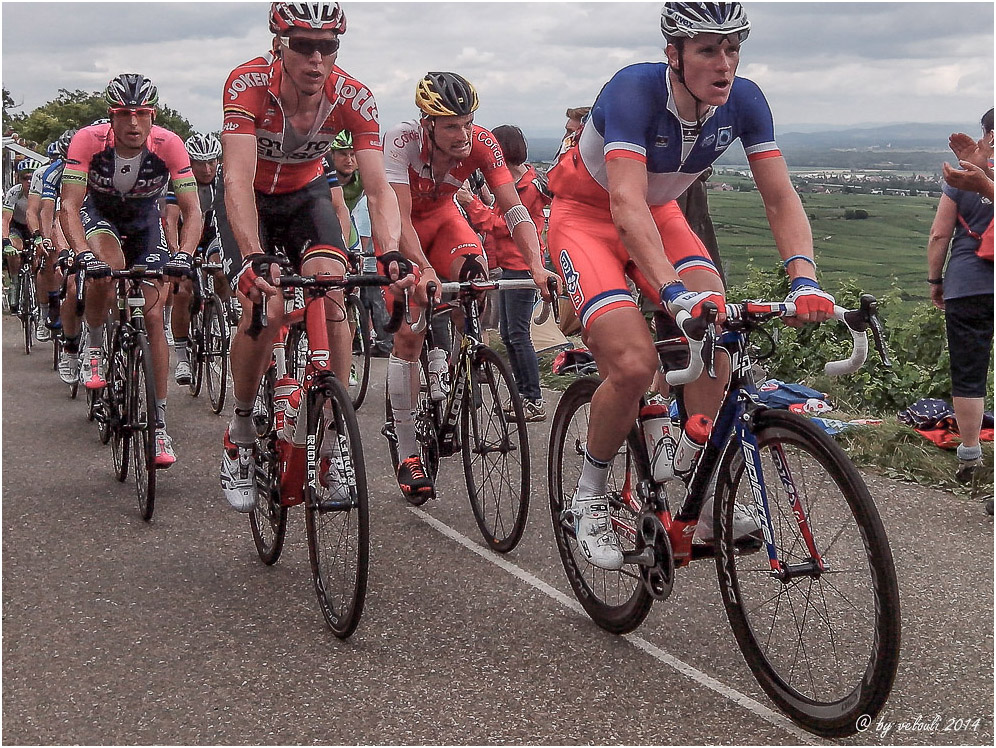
[525,123,966,171]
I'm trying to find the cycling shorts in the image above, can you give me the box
[413,202,483,277]
[548,197,720,331]
[7,222,28,245]
[256,176,348,271]
[79,197,169,270]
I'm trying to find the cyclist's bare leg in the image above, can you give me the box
[229,288,285,405]
[61,273,81,340]
[83,233,125,335]
[211,268,232,302]
[585,307,659,462]
[170,277,193,341]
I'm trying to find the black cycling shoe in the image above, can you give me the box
[397,455,434,499]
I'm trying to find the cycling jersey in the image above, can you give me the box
[166,169,222,248]
[222,52,382,195]
[33,159,66,203]
[63,123,196,231]
[384,120,514,216]
[548,62,779,208]
[3,184,30,226]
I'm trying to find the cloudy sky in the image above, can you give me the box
[2,1,993,138]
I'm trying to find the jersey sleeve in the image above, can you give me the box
[595,67,656,164]
[28,169,45,197]
[323,158,340,188]
[473,127,514,190]
[222,65,264,136]
[159,129,197,194]
[2,186,17,213]
[334,71,382,152]
[383,122,412,186]
[62,127,100,190]
[732,78,780,162]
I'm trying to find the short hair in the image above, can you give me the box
[492,124,527,167]
[982,108,994,135]
[565,106,591,121]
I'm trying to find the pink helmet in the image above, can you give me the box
[269,2,346,34]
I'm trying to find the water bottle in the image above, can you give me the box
[427,347,449,402]
[672,414,713,476]
[640,402,676,482]
[274,375,303,445]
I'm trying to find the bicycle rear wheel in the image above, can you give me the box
[108,329,129,478]
[548,376,653,634]
[188,301,205,397]
[346,294,372,409]
[714,408,901,738]
[130,332,157,521]
[203,295,230,414]
[461,346,529,552]
[304,375,369,638]
[249,432,287,565]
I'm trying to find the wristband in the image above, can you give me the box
[783,254,817,271]
[503,203,535,234]
[927,278,943,285]
[789,276,819,293]
[659,280,687,305]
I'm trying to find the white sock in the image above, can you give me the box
[388,355,418,458]
[576,447,611,499]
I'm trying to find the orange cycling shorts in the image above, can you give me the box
[548,197,720,331]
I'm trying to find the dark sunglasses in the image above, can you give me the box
[110,107,155,118]
[280,35,339,57]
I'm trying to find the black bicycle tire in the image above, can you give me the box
[130,332,157,521]
[52,328,61,371]
[461,346,530,553]
[249,432,287,565]
[203,295,229,414]
[108,327,129,477]
[304,375,369,639]
[714,408,901,738]
[19,268,35,355]
[548,376,654,635]
[188,302,205,397]
[346,294,372,409]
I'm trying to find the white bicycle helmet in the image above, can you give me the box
[185,133,223,161]
[661,2,750,42]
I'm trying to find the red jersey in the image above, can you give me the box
[462,164,550,272]
[383,120,513,216]
[222,52,382,195]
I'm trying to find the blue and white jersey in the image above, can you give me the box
[32,158,67,204]
[550,62,780,207]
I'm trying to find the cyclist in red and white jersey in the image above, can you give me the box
[548,2,836,570]
[219,1,414,512]
[60,73,201,468]
[382,72,558,500]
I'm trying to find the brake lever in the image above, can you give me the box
[861,294,892,368]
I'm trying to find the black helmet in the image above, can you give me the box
[660,2,750,43]
[415,72,479,117]
[104,73,159,108]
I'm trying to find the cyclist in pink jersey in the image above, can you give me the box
[548,3,836,570]
[60,73,201,468]
[219,1,414,513]
[382,72,558,500]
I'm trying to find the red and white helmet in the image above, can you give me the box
[269,2,346,34]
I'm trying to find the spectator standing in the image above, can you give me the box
[457,125,552,421]
[926,107,994,503]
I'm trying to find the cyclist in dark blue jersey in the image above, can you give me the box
[547,2,837,570]
[60,73,201,468]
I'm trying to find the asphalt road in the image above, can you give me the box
[2,316,993,745]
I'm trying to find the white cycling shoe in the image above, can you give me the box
[220,430,255,513]
[693,498,763,544]
[569,492,624,571]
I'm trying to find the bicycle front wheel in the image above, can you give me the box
[461,346,529,552]
[108,328,129,477]
[715,408,901,738]
[18,269,36,355]
[346,294,372,409]
[548,376,653,634]
[203,295,230,414]
[304,375,369,638]
[130,332,157,521]
[188,301,205,397]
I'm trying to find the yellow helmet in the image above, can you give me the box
[415,72,479,117]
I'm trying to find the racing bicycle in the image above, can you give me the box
[183,252,230,414]
[548,295,901,738]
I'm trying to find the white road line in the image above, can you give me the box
[409,506,826,746]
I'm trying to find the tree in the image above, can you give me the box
[5,88,195,148]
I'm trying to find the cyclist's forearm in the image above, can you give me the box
[58,195,90,254]
[39,201,57,241]
[26,195,42,235]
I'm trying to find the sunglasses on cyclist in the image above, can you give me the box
[279,35,340,57]
[109,107,155,118]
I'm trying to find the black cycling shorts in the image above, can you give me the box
[255,177,347,270]
[945,294,994,398]
[79,196,169,270]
